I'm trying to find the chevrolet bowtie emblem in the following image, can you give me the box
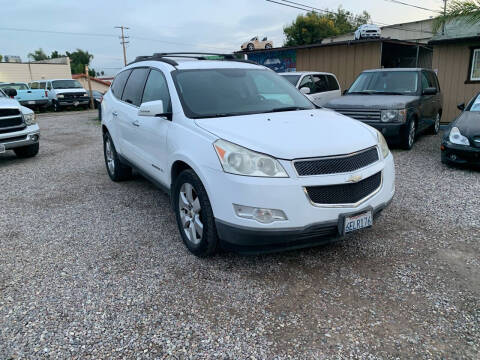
[347,174,363,183]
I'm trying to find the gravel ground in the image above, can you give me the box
[0,111,479,359]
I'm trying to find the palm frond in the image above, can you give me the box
[432,0,480,33]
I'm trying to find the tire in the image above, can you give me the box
[428,112,441,135]
[103,132,132,181]
[265,43,272,49]
[401,118,416,150]
[172,169,219,257]
[14,143,39,158]
[52,100,60,112]
[247,43,254,51]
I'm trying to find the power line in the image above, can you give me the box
[383,0,443,13]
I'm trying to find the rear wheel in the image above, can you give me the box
[401,118,416,150]
[247,43,254,51]
[103,132,132,181]
[428,112,441,135]
[14,143,39,158]
[265,43,272,49]
[173,169,219,257]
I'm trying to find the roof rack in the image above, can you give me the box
[129,52,257,67]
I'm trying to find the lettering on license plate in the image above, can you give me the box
[344,211,373,234]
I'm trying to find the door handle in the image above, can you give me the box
[132,120,140,127]
[112,111,118,117]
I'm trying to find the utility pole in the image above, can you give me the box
[85,65,94,110]
[442,0,447,35]
[115,26,130,66]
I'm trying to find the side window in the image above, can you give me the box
[30,82,38,89]
[326,75,340,91]
[111,69,132,99]
[121,68,149,106]
[39,82,46,90]
[421,72,430,90]
[142,69,172,111]
[47,82,52,90]
[312,75,329,93]
[299,76,315,92]
[427,72,439,91]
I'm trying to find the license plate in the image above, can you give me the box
[344,211,373,234]
[74,101,79,106]
[28,101,35,105]
[0,144,5,154]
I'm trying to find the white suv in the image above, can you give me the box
[279,72,341,106]
[101,53,395,256]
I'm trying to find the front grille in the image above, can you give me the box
[305,172,382,205]
[294,147,379,176]
[62,92,87,99]
[0,108,23,131]
[335,109,381,122]
[0,108,21,117]
[0,135,27,143]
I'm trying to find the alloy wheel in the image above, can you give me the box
[105,138,115,175]
[178,183,203,245]
[434,114,440,134]
[408,120,416,148]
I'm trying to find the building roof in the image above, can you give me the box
[236,38,432,54]
[72,74,111,86]
[429,18,480,44]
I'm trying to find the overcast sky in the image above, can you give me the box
[1,0,443,75]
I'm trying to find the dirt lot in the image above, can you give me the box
[1,111,479,359]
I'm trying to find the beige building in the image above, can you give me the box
[0,57,72,82]
[72,74,111,93]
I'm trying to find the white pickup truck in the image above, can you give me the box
[0,88,40,158]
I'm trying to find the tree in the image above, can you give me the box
[28,48,49,61]
[433,0,480,32]
[0,55,2,62]
[284,8,371,46]
[66,49,95,76]
[50,50,66,59]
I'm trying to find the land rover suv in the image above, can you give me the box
[101,53,395,256]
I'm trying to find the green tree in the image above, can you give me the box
[50,50,66,59]
[66,49,95,76]
[0,54,3,62]
[433,0,480,32]
[284,8,371,46]
[28,48,49,61]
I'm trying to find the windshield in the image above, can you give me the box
[0,83,29,91]
[349,71,419,95]
[52,80,83,89]
[173,68,315,119]
[280,75,301,86]
[467,94,480,112]
[0,89,5,98]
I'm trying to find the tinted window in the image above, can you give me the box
[121,68,149,106]
[349,71,419,95]
[427,72,439,91]
[312,75,329,93]
[0,83,29,91]
[52,80,82,89]
[299,76,315,92]
[142,70,171,111]
[47,82,52,90]
[39,82,46,89]
[326,75,340,91]
[111,70,132,99]
[422,72,435,89]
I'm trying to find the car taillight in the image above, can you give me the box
[45,90,48,97]
[99,96,103,103]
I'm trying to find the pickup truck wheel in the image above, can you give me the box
[173,169,219,257]
[428,113,441,135]
[52,100,60,112]
[401,118,416,150]
[14,143,39,158]
[103,133,132,181]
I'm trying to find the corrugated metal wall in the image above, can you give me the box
[296,42,382,90]
[433,42,480,123]
[0,63,72,82]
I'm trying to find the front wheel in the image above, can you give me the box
[428,113,441,135]
[401,118,416,150]
[103,133,132,181]
[247,43,254,51]
[265,43,272,49]
[52,100,60,112]
[173,169,219,257]
[14,143,39,158]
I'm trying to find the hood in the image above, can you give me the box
[195,109,378,159]
[0,97,22,109]
[325,94,419,110]
[455,111,480,139]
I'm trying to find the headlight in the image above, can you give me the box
[376,130,390,159]
[83,93,88,97]
[214,139,288,177]
[57,94,64,99]
[449,127,470,146]
[23,113,36,125]
[381,109,407,123]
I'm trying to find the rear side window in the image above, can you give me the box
[47,82,52,90]
[326,75,340,91]
[39,82,46,89]
[312,75,329,93]
[111,69,132,99]
[427,72,440,91]
[30,82,38,89]
[142,69,172,111]
[121,68,149,106]
[299,76,315,92]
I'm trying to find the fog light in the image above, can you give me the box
[30,135,39,142]
[233,204,287,224]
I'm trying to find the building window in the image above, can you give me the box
[469,48,480,82]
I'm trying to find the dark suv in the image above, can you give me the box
[325,68,442,150]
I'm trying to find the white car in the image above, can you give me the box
[30,79,90,111]
[354,24,381,40]
[101,53,395,256]
[0,88,40,158]
[279,72,342,106]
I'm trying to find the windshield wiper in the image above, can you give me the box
[375,91,406,95]
[265,106,311,113]
[347,91,372,95]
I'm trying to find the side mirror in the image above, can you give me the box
[4,88,17,97]
[422,87,437,95]
[342,89,349,95]
[457,103,465,111]
[138,100,170,119]
[300,87,311,95]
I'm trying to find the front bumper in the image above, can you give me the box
[57,98,90,107]
[204,152,395,250]
[0,124,40,150]
[442,141,480,165]
[19,99,49,107]
[363,122,406,140]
